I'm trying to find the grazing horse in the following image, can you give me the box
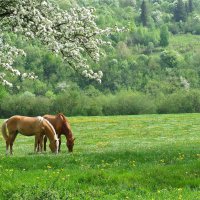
[43,113,75,152]
[1,115,59,155]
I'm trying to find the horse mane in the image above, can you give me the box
[57,113,68,123]
[57,113,73,138]
[43,118,58,140]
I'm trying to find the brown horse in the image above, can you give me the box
[1,115,59,155]
[43,113,75,152]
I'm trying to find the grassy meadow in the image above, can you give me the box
[0,114,199,199]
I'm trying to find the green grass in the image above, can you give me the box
[0,114,200,199]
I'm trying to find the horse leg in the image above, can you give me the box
[9,132,17,155]
[38,135,43,152]
[44,135,47,151]
[34,136,40,152]
[58,135,61,152]
[6,140,9,155]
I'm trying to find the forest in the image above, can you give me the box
[1,0,200,117]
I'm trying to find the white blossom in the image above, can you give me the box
[0,33,37,86]
[0,0,124,86]
[180,76,190,91]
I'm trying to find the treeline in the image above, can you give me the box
[1,88,200,118]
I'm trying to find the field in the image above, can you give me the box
[0,114,200,199]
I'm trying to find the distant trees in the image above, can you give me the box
[131,26,160,46]
[174,0,194,22]
[188,0,194,13]
[160,50,180,68]
[120,0,136,7]
[160,25,169,47]
[140,0,149,26]
[174,0,187,22]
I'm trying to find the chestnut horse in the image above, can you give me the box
[1,115,59,155]
[43,113,75,152]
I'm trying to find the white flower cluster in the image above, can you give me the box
[180,76,190,91]
[0,33,37,86]
[152,10,163,25]
[0,0,125,84]
[193,14,200,23]
[0,73,13,87]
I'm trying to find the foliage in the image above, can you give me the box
[0,85,8,100]
[157,89,200,114]
[160,25,170,47]
[131,26,160,46]
[1,88,200,117]
[0,0,125,86]
[160,50,181,68]
[174,0,187,22]
[0,92,51,117]
[140,0,150,26]
[188,0,194,13]
[101,90,156,115]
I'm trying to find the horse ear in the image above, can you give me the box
[57,113,61,118]
[58,113,65,121]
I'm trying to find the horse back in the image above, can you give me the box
[7,115,43,136]
[43,114,62,134]
[6,115,22,131]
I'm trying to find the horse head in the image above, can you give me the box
[49,139,59,154]
[57,113,75,152]
[66,137,75,152]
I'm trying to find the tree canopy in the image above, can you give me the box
[0,0,124,86]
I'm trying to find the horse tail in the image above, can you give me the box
[1,120,8,141]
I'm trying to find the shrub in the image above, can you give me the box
[52,90,86,116]
[157,90,200,114]
[52,90,103,116]
[160,50,183,68]
[102,90,156,115]
[0,93,51,118]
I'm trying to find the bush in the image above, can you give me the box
[0,93,51,118]
[157,90,200,114]
[132,27,160,46]
[160,50,183,68]
[52,90,103,116]
[102,90,156,115]
[2,89,200,117]
[52,90,89,116]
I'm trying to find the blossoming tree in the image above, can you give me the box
[0,0,124,87]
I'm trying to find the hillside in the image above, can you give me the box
[1,0,200,116]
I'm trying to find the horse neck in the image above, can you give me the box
[44,119,57,142]
[66,131,73,140]
[59,117,71,137]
